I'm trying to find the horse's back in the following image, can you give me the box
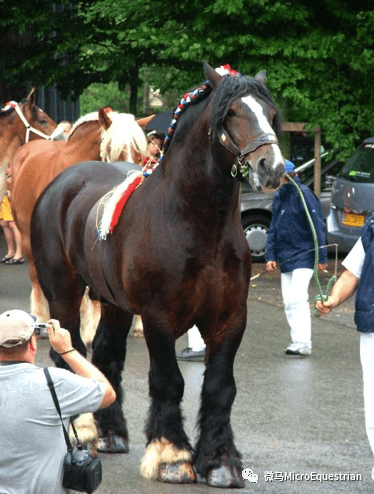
[32,160,141,241]
[31,160,142,302]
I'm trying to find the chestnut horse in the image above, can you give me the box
[0,87,56,199]
[10,108,150,325]
[31,63,284,488]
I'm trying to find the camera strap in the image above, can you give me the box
[44,367,81,452]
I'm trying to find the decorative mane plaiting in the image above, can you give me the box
[156,82,212,166]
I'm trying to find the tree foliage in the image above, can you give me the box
[0,0,373,159]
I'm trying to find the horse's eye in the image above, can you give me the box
[40,119,47,125]
[227,109,236,117]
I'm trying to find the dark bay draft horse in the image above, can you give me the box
[31,63,285,488]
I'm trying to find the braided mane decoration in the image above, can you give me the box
[156,82,213,164]
[154,70,281,172]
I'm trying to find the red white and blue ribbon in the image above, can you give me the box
[98,171,143,239]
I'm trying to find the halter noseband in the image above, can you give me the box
[219,128,279,157]
[2,101,52,143]
[217,127,279,178]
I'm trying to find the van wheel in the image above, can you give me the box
[242,215,270,263]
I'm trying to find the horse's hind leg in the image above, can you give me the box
[92,302,132,454]
[140,317,196,484]
[194,328,245,488]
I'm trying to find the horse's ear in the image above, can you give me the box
[26,87,37,109]
[254,70,267,86]
[98,107,112,130]
[203,61,222,89]
[136,114,155,130]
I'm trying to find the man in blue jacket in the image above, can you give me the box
[265,160,328,356]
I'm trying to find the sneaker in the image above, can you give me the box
[285,343,312,356]
[176,347,205,362]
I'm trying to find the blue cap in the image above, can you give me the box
[285,159,295,173]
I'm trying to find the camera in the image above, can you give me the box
[63,448,102,493]
[34,323,49,338]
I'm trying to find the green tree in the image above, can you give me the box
[0,0,373,160]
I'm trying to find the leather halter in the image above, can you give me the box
[218,127,279,158]
[4,101,52,143]
[216,127,279,179]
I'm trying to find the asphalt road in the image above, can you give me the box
[1,233,373,493]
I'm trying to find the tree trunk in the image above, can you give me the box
[129,65,139,116]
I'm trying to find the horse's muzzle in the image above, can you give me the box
[256,157,285,189]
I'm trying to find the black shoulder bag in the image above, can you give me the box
[44,368,102,493]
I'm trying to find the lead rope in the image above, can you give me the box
[285,174,337,316]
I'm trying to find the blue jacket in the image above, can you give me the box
[265,178,328,273]
[355,216,374,333]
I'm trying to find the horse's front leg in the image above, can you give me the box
[92,303,132,454]
[194,326,245,488]
[140,318,196,484]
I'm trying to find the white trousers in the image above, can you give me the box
[281,268,314,348]
[187,325,206,351]
[360,333,374,455]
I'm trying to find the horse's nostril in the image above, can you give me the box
[257,158,284,188]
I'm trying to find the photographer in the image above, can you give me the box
[0,310,116,494]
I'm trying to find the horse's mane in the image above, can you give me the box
[68,112,100,138]
[100,112,147,163]
[211,75,282,136]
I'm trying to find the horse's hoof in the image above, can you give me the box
[159,462,196,484]
[207,466,245,488]
[97,435,129,454]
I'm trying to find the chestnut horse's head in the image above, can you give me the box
[0,88,57,198]
[204,63,285,190]
[98,108,148,164]
[14,88,57,142]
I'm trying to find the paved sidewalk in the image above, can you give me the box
[1,236,372,493]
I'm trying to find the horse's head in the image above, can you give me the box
[205,63,285,190]
[19,88,57,140]
[98,108,147,163]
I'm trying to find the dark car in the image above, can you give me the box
[240,155,342,262]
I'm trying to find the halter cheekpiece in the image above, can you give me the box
[1,101,52,143]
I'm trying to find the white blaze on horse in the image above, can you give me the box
[30,62,284,488]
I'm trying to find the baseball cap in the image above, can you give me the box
[285,159,295,173]
[0,310,37,348]
[147,130,163,141]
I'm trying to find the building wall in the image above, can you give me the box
[37,86,80,124]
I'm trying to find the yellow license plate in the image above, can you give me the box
[343,213,365,227]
